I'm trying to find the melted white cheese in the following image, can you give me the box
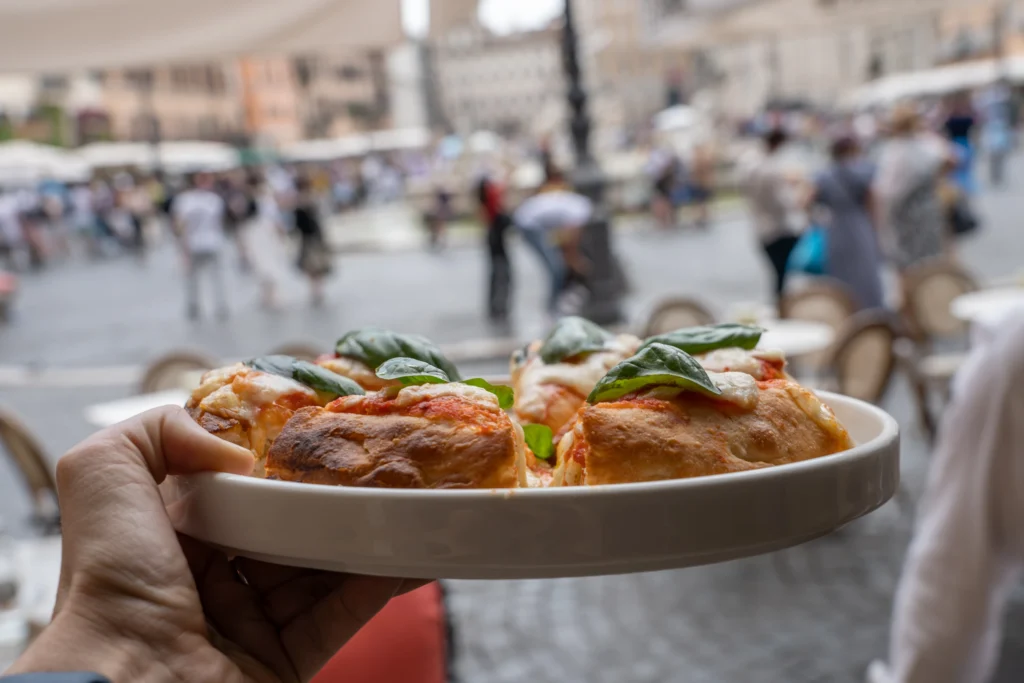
[395,383,500,411]
[697,347,786,380]
[784,383,843,436]
[318,356,391,388]
[239,371,317,405]
[192,363,247,403]
[708,371,759,409]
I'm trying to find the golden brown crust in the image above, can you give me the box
[556,381,853,486]
[266,405,523,489]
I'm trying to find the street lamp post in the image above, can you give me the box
[561,0,623,325]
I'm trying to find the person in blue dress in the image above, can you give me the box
[812,135,886,310]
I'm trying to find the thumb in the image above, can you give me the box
[54,407,253,605]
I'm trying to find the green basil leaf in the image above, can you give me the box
[375,357,450,386]
[293,360,365,399]
[246,355,365,399]
[538,316,614,365]
[641,324,763,356]
[587,343,723,404]
[336,328,462,381]
[522,424,555,461]
[463,378,514,411]
[245,355,296,378]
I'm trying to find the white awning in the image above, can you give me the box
[78,141,240,172]
[0,0,403,73]
[0,141,90,184]
[848,58,1024,107]
[280,136,372,162]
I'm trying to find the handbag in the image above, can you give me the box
[787,226,827,275]
[948,192,980,237]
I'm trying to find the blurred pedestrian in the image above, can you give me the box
[743,128,803,306]
[868,310,1024,683]
[648,147,680,231]
[979,82,1014,188]
[294,176,332,307]
[0,190,27,271]
[942,94,978,197]
[874,105,953,276]
[687,143,716,229]
[425,184,451,251]
[477,171,511,322]
[513,171,591,315]
[241,174,288,310]
[171,171,229,321]
[810,135,885,310]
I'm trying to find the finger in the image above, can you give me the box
[182,538,298,681]
[280,575,403,681]
[56,407,251,599]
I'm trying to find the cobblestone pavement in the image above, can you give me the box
[444,381,1024,683]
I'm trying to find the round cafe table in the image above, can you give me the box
[951,287,1024,349]
[85,389,191,428]
[950,287,1024,324]
[757,319,836,358]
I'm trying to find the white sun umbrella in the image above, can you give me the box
[280,135,372,163]
[0,141,88,185]
[0,0,402,72]
[158,142,240,173]
[370,128,432,153]
[466,131,502,155]
[78,142,155,170]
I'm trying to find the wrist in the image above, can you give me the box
[8,607,169,683]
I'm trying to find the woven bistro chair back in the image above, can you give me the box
[643,297,717,337]
[901,259,978,341]
[139,350,220,394]
[0,409,58,525]
[268,342,328,363]
[779,279,860,333]
[826,311,899,404]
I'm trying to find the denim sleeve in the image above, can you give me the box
[0,674,110,683]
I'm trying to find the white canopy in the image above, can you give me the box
[369,128,432,152]
[0,0,403,73]
[0,141,90,184]
[279,136,372,162]
[849,58,1024,107]
[79,141,240,173]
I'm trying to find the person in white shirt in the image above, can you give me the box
[743,129,804,306]
[171,172,228,320]
[512,175,592,314]
[869,310,1024,683]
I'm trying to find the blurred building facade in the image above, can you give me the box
[431,20,565,137]
[293,52,391,139]
[239,58,303,145]
[99,65,244,142]
[645,0,1011,116]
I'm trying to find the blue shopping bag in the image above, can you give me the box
[787,226,827,275]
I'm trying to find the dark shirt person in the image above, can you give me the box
[2,407,417,682]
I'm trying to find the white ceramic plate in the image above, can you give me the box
[166,392,899,580]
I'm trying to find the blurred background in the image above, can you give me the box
[1,0,1024,680]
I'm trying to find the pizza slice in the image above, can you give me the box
[317,328,462,391]
[186,356,364,476]
[511,317,640,436]
[551,343,853,487]
[266,358,527,489]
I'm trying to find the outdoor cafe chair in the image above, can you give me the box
[897,259,979,440]
[780,278,860,332]
[642,296,716,337]
[139,350,219,394]
[0,409,59,533]
[820,310,899,405]
[268,342,328,363]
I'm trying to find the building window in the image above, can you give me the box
[171,67,191,90]
[337,65,366,81]
[126,69,155,91]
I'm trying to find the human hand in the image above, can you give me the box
[9,406,417,683]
